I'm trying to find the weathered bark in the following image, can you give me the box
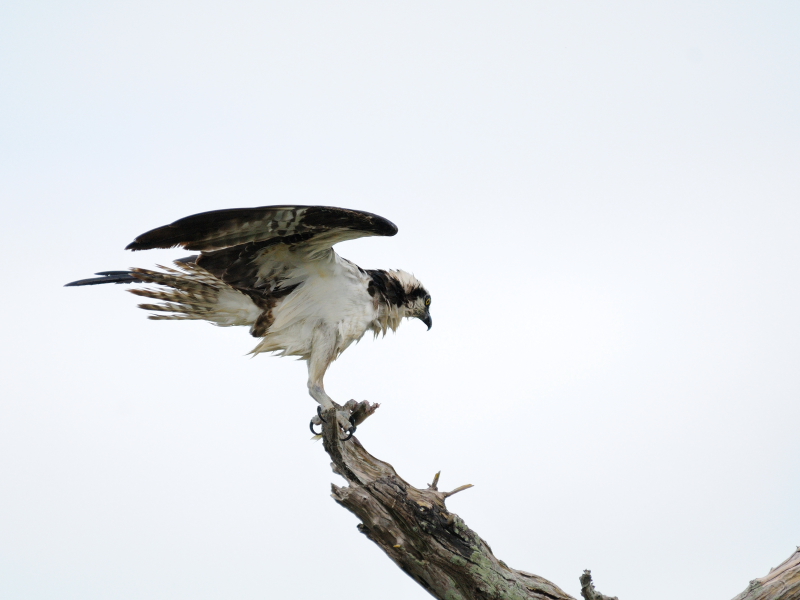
[579,571,617,600]
[730,548,800,600]
[318,402,799,600]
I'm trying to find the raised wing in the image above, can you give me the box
[125,205,397,252]
[122,205,398,299]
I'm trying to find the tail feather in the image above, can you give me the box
[128,261,261,327]
[64,272,141,286]
[65,256,198,287]
[137,303,207,320]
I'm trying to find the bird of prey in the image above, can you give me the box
[66,205,432,438]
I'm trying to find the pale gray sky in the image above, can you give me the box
[1,2,799,599]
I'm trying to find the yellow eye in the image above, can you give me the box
[425,298,431,306]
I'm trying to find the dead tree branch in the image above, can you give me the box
[318,402,799,600]
[731,547,800,600]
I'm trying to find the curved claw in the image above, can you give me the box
[313,408,357,441]
[339,425,356,441]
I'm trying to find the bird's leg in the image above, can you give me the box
[307,332,356,439]
[308,382,356,439]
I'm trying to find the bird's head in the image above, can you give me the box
[392,271,432,330]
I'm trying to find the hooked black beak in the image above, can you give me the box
[419,313,432,330]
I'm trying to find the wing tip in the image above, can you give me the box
[125,240,162,251]
[372,215,398,237]
[363,210,398,237]
[125,227,184,252]
[303,206,399,238]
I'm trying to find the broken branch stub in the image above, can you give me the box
[579,571,617,600]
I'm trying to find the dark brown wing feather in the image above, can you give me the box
[195,239,293,291]
[125,205,397,252]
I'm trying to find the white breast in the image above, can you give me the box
[249,252,375,358]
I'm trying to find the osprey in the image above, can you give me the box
[66,205,432,438]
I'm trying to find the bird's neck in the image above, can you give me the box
[371,300,406,336]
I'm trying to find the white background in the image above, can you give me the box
[1,2,798,599]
